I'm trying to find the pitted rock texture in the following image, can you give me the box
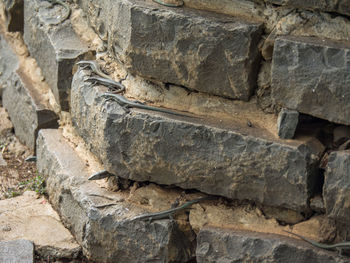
[277,108,299,139]
[272,36,350,125]
[2,68,58,150]
[71,69,324,213]
[324,150,350,224]
[78,0,262,101]
[36,129,193,263]
[23,0,90,110]
[263,0,350,17]
[196,228,348,263]
[0,240,33,263]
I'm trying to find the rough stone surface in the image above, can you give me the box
[2,68,58,150]
[36,129,194,263]
[277,108,299,139]
[79,0,262,101]
[324,150,350,224]
[0,191,81,260]
[71,69,324,213]
[263,0,350,17]
[0,239,33,263]
[196,227,348,263]
[0,33,18,99]
[271,36,350,125]
[23,0,91,110]
[3,0,23,32]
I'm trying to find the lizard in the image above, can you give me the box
[100,92,196,118]
[76,60,113,80]
[152,0,184,7]
[88,170,112,180]
[46,0,71,25]
[85,76,126,94]
[129,196,212,222]
[283,230,350,255]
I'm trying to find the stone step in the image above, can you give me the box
[78,0,262,101]
[36,128,196,263]
[271,36,350,125]
[23,0,92,110]
[71,68,325,214]
[0,31,58,151]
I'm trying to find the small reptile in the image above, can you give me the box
[76,60,111,79]
[100,92,194,118]
[129,196,212,222]
[86,76,126,94]
[46,0,71,25]
[88,170,113,180]
[283,230,350,254]
[152,0,184,7]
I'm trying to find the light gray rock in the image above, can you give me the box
[71,68,324,213]
[23,0,91,110]
[2,68,58,150]
[263,0,350,17]
[78,0,262,101]
[0,240,33,263]
[196,227,347,263]
[277,108,299,139]
[36,129,193,263]
[324,150,350,224]
[3,0,24,32]
[271,36,350,125]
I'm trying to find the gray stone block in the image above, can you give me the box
[272,36,350,125]
[0,239,34,263]
[263,0,350,17]
[79,0,262,101]
[3,0,24,32]
[71,69,324,213]
[324,150,350,224]
[2,68,58,150]
[23,0,91,110]
[197,228,347,263]
[36,129,193,263]
[277,108,299,139]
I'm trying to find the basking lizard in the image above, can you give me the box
[47,0,71,25]
[86,76,126,94]
[152,0,184,7]
[283,230,350,254]
[129,196,212,222]
[76,60,111,80]
[100,92,195,118]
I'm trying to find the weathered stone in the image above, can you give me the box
[36,129,193,263]
[2,68,58,150]
[263,0,350,17]
[277,108,299,139]
[71,69,324,213]
[271,36,350,125]
[0,239,33,263]
[0,33,18,99]
[196,227,347,263]
[324,150,350,224]
[0,191,81,260]
[310,195,325,214]
[3,0,23,32]
[79,0,262,101]
[23,0,91,110]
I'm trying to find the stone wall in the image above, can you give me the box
[1,0,350,262]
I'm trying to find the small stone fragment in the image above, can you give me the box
[277,108,299,139]
[310,195,325,213]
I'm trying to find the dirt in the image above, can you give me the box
[0,106,37,200]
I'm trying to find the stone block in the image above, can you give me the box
[3,0,24,32]
[277,108,299,139]
[324,150,350,224]
[79,0,262,100]
[0,240,33,263]
[2,67,58,150]
[263,0,350,17]
[71,69,324,213]
[271,36,350,125]
[196,227,347,263]
[23,0,91,110]
[36,129,193,263]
